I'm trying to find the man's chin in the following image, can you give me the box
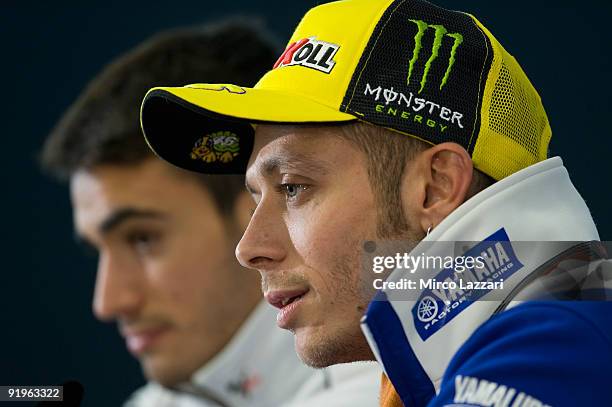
[293,326,372,368]
[140,354,194,388]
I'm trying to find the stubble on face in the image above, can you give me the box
[299,247,374,368]
[245,125,407,367]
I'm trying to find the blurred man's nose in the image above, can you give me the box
[93,252,144,321]
[236,201,287,271]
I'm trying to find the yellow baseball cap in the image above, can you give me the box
[141,0,551,180]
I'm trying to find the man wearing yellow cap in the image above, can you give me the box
[140,1,612,406]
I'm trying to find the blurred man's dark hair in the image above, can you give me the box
[41,19,279,214]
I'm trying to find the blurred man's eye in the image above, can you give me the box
[124,230,162,256]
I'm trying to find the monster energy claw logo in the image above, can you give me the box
[407,20,463,93]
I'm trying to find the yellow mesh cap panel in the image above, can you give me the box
[470,16,552,180]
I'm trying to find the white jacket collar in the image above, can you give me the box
[361,157,599,402]
[424,156,598,243]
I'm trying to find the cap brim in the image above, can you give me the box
[141,85,356,174]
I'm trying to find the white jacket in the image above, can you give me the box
[361,157,611,406]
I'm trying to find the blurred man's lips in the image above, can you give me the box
[121,326,171,355]
[265,288,309,328]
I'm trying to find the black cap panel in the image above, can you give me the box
[342,0,493,152]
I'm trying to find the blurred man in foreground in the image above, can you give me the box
[42,21,380,406]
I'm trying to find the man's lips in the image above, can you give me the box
[265,288,309,309]
[121,325,171,355]
[265,288,310,328]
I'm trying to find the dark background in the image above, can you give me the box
[1,1,610,406]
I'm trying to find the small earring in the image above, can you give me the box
[426,225,433,236]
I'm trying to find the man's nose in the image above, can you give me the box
[92,252,144,322]
[235,202,287,271]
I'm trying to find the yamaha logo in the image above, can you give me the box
[412,228,524,341]
[416,296,438,322]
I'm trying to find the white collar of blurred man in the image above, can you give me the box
[71,158,261,386]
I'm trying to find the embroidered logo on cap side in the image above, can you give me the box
[190,131,240,164]
[273,36,340,74]
[185,83,247,94]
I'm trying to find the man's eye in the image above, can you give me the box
[125,231,160,254]
[280,183,308,200]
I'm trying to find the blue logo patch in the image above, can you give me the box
[412,228,523,341]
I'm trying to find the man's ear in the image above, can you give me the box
[233,190,256,233]
[402,142,473,233]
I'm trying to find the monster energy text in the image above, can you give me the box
[364,83,464,132]
[407,19,463,93]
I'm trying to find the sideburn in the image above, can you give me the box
[338,122,428,239]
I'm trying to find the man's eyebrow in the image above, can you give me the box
[245,152,330,195]
[72,208,167,254]
[261,153,330,177]
[98,207,167,235]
